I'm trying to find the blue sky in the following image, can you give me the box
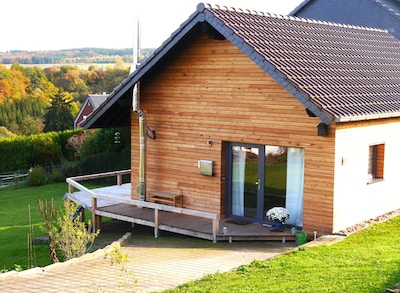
[1,0,303,52]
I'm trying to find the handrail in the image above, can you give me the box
[67,169,131,181]
[66,178,96,196]
[66,169,131,193]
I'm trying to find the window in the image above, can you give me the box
[368,143,385,182]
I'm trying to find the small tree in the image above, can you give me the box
[39,199,100,262]
[43,91,74,132]
[38,199,59,263]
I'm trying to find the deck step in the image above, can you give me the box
[216,234,296,242]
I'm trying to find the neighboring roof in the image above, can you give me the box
[375,0,400,16]
[290,0,400,40]
[291,0,400,17]
[74,94,108,128]
[88,94,108,108]
[83,3,400,128]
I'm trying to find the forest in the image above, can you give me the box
[0,47,155,65]
[0,58,131,136]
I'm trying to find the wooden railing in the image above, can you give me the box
[0,172,28,189]
[66,170,220,242]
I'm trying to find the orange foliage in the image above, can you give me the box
[0,80,12,103]
[0,66,30,103]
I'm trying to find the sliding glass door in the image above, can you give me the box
[228,143,304,226]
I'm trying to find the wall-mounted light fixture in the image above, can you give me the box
[207,140,213,146]
[317,123,328,137]
[306,108,317,117]
[114,132,121,144]
[146,129,156,139]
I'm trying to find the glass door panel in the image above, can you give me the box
[263,146,287,213]
[231,145,261,220]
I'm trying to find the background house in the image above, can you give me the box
[82,3,400,235]
[291,0,400,39]
[74,93,108,129]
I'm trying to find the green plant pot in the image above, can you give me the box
[296,231,307,245]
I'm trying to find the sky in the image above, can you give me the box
[1,0,304,52]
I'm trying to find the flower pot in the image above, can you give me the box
[296,231,307,245]
[271,221,284,231]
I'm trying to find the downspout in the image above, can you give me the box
[132,83,146,201]
[132,18,146,201]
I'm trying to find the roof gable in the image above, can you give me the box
[83,3,400,128]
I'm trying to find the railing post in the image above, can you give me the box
[117,173,122,185]
[212,218,219,243]
[68,184,74,194]
[92,196,100,232]
[154,209,159,238]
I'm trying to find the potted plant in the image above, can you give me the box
[265,207,290,231]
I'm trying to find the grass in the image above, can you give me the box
[164,216,400,293]
[0,183,67,271]
[0,182,115,272]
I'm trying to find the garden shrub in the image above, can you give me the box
[28,166,48,186]
[40,199,100,262]
[80,127,129,158]
[49,168,65,183]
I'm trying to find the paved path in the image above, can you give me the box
[0,222,333,293]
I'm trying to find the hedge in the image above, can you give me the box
[0,130,83,173]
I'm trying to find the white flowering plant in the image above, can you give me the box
[265,207,290,223]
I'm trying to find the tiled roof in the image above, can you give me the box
[83,3,400,128]
[200,4,400,122]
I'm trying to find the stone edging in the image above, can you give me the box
[0,232,132,279]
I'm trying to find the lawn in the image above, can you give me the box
[165,215,400,293]
[0,183,68,271]
[0,182,116,272]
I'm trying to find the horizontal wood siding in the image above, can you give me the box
[131,33,336,233]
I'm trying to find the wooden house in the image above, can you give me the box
[291,0,400,39]
[81,3,400,235]
[74,93,108,129]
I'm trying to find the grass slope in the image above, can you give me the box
[166,216,400,293]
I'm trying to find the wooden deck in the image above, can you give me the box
[65,171,295,243]
[95,203,295,242]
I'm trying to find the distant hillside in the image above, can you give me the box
[0,48,155,65]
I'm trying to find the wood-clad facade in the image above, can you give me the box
[130,34,337,234]
[83,4,400,237]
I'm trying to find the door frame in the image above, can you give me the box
[225,142,266,223]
